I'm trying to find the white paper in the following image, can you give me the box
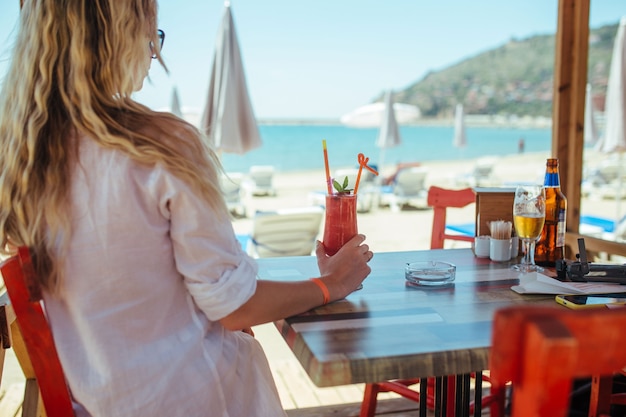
[511,272,626,295]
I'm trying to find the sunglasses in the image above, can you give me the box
[150,29,165,59]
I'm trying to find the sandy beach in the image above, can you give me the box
[231,150,617,254]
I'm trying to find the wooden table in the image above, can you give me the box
[257,249,556,415]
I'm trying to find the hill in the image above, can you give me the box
[391,22,619,119]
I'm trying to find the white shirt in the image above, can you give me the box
[43,136,286,417]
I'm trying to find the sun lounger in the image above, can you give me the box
[579,214,626,243]
[455,156,497,187]
[379,166,429,211]
[220,172,247,218]
[580,215,617,233]
[246,165,276,196]
[247,206,324,258]
[582,158,626,200]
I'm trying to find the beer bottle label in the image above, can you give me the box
[556,208,566,248]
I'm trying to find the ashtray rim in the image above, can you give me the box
[404,260,456,287]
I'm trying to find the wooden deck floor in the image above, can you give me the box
[285,398,422,417]
[254,323,406,411]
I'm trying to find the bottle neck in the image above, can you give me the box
[544,173,560,187]
[544,164,560,188]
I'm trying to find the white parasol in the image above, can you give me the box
[375,91,403,178]
[170,86,183,118]
[600,17,626,225]
[453,103,467,149]
[584,83,599,146]
[200,1,261,155]
[340,101,420,128]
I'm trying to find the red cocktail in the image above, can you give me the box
[323,194,358,256]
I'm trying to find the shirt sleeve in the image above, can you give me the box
[151,163,257,321]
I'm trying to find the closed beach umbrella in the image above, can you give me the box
[376,91,402,149]
[201,1,261,155]
[170,86,183,118]
[376,90,402,177]
[453,103,467,149]
[584,83,599,146]
[601,17,626,154]
[600,16,626,224]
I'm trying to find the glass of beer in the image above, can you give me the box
[323,194,358,256]
[512,184,546,272]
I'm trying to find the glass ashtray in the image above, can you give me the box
[405,261,456,287]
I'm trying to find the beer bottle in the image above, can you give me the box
[535,158,567,266]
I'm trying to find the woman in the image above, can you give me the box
[0,1,372,416]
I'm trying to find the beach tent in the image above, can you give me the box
[200,1,261,155]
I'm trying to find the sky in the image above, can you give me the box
[0,1,625,120]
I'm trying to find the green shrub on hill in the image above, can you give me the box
[393,22,619,119]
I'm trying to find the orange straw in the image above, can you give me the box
[354,153,379,195]
[322,139,332,195]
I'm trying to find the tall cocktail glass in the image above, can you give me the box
[323,194,358,256]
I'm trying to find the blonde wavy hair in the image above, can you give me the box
[0,0,226,292]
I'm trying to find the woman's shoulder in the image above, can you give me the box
[144,112,202,141]
[139,113,211,161]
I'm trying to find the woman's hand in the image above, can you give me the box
[315,234,372,301]
[220,235,373,331]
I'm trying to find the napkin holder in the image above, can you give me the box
[556,238,626,283]
[474,187,516,236]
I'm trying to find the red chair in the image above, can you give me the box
[360,187,490,417]
[0,292,12,387]
[427,186,475,249]
[490,305,626,417]
[1,247,74,417]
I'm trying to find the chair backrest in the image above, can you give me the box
[247,165,276,197]
[220,172,244,203]
[393,167,428,196]
[490,305,626,417]
[596,160,624,183]
[249,206,324,258]
[473,157,495,177]
[1,247,74,417]
[249,165,275,188]
[427,186,475,249]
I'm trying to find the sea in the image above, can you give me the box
[219,124,555,174]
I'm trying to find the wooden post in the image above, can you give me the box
[552,0,590,236]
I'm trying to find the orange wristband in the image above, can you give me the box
[310,278,330,305]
